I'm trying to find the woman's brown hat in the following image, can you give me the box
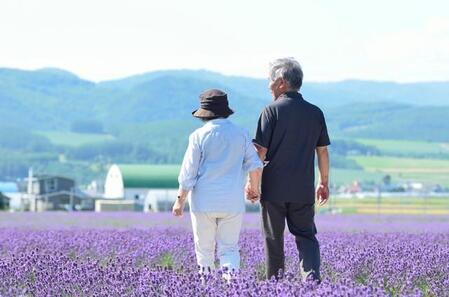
[192,89,234,118]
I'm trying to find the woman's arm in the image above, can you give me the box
[173,133,201,217]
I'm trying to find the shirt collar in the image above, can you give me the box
[204,118,230,126]
[280,91,303,100]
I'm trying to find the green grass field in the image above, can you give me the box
[348,155,449,171]
[318,196,449,214]
[354,138,449,157]
[36,131,115,147]
[26,133,449,188]
[328,168,385,185]
[345,156,449,187]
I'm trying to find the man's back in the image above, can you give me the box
[254,91,330,203]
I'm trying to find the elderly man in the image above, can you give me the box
[247,57,330,281]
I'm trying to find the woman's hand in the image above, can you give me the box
[245,182,260,203]
[173,189,189,217]
[172,198,186,217]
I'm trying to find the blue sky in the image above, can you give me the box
[1,0,448,82]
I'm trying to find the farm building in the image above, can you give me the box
[0,182,18,210]
[100,164,180,212]
[14,170,94,211]
[0,192,10,210]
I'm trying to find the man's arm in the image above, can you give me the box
[246,107,273,200]
[245,143,265,202]
[254,143,268,162]
[316,146,330,205]
[253,107,273,162]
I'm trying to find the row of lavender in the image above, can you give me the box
[0,213,448,296]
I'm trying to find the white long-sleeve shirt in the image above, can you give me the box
[178,119,263,213]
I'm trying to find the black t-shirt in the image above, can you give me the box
[253,91,330,203]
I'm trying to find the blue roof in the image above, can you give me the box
[0,182,18,193]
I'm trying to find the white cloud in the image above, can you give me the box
[360,17,449,81]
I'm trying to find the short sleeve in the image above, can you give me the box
[317,111,331,147]
[253,108,275,149]
[243,131,263,172]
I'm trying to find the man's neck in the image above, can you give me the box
[275,89,299,100]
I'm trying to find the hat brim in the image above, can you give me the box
[192,108,234,118]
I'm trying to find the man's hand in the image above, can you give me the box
[172,198,186,217]
[245,182,260,203]
[316,183,329,206]
[316,146,330,206]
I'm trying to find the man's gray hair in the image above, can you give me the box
[269,57,303,90]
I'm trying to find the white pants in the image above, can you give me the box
[190,212,243,272]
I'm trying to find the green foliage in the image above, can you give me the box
[329,168,386,186]
[31,160,109,186]
[0,148,59,180]
[157,252,174,269]
[67,141,166,163]
[328,155,363,169]
[1,67,449,185]
[2,68,449,143]
[347,156,449,187]
[348,156,449,170]
[330,139,380,156]
[0,125,54,152]
[70,120,105,134]
[354,138,449,159]
[36,131,115,147]
[327,103,449,142]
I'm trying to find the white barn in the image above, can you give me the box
[101,164,180,212]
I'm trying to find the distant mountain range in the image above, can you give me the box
[1,67,449,142]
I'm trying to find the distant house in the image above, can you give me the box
[17,174,92,211]
[0,182,18,210]
[0,192,10,210]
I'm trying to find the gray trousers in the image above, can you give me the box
[261,200,320,281]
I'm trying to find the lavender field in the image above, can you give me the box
[0,212,448,296]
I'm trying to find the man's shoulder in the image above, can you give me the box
[265,98,284,109]
[260,100,281,117]
[262,95,324,115]
[302,98,324,115]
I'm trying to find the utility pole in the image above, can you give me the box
[27,167,35,212]
[70,187,74,211]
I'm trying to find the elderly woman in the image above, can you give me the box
[172,89,263,274]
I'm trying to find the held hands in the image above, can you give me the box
[246,168,262,203]
[245,182,261,203]
[316,182,329,206]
